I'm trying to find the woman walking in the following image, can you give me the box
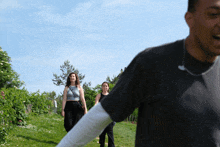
[95,82,115,147]
[62,72,87,132]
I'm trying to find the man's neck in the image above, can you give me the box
[185,37,218,63]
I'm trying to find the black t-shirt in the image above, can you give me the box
[101,39,220,146]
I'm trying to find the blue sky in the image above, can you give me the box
[0,0,189,96]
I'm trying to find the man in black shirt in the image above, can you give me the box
[57,0,220,146]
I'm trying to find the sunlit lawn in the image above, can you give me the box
[0,113,136,147]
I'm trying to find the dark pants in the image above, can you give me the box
[64,101,83,132]
[99,122,115,147]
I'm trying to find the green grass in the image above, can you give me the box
[0,113,136,147]
[86,121,136,147]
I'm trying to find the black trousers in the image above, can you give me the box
[64,101,83,132]
[99,122,115,147]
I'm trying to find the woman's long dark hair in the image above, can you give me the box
[101,82,109,93]
[66,72,80,87]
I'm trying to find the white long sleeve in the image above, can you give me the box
[57,103,112,147]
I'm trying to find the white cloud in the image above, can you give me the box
[34,0,184,32]
[0,0,22,10]
[102,0,136,7]
[34,0,138,31]
[85,33,107,41]
[35,1,95,28]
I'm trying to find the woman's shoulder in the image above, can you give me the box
[64,86,69,91]
[95,93,101,99]
[77,85,83,90]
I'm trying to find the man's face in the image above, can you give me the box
[190,0,220,56]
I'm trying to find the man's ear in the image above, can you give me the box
[185,11,194,29]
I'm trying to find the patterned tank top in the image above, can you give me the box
[67,86,80,101]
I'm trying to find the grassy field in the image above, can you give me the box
[0,113,136,147]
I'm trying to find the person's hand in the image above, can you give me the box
[84,110,87,114]
[61,110,65,117]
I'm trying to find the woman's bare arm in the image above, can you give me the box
[61,87,68,117]
[79,85,87,114]
[95,93,101,105]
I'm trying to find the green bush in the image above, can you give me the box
[0,88,16,144]
[56,94,63,115]
[126,108,138,122]
[0,88,53,144]
[29,91,52,115]
[0,127,7,144]
[84,87,97,110]
[1,88,29,126]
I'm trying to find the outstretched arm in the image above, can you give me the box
[57,103,112,147]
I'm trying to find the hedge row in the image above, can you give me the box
[0,87,52,144]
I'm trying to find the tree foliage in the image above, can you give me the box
[52,60,85,86]
[83,86,97,110]
[106,68,125,85]
[45,91,56,100]
[0,47,24,89]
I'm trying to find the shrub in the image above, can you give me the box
[0,127,7,144]
[126,108,138,122]
[29,91,52,115]
[0,88,16,144]
[84,87,97,110]
[1,88,29,126]
[0,88,53,144]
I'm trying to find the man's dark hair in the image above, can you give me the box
[188,0,199,12]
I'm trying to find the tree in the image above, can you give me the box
[49,91,56,99]
[106,68,126,85]
[52,60,85,86]
[0,47,24,89]
[83,86,97,110]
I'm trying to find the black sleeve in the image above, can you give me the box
[101,51,150,122]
